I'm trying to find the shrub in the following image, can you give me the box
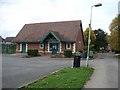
[27,49,38,56]
[114,50,120,54]
[64,49,73,58]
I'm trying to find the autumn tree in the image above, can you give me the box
[109,14,120,53]
[84,27,96,50]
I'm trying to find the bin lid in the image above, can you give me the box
[75,52,81,56]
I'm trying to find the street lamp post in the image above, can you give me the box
[86,3,102,67]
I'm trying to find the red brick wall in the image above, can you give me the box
[45,42,48,51]
[71,43,73,51]
[27,43,41,51]
[27,43,49,53]
[17,43,20,50]
[61,42,73,52]
[76,29,84,51]
[16,43,21,53]
[61,42,65,52]
[16,42,75,54]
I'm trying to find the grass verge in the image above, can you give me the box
[20,67,94,89]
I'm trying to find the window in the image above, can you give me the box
[66,43,71,49]
[40,43,44,48]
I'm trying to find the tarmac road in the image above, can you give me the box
[2,54,73,88]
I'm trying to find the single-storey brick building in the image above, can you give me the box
[12,20,85,55]
[5,37,15,44]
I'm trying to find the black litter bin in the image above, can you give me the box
[73,55,81,68]
[82,51,87,58]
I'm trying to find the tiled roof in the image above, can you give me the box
[5,37,15,42]
[12,20,83,43]
[0,36,4,42]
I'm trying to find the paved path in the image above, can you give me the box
[2,54,73,88]
[83,53,118,88]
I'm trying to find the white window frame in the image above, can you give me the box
[60,42,62,52]
[20,43,22,52]
[40,43,44,49]
[48,42,50,52]
[73,43,76,53]
[66,43,71,49]
[26,43,28,52]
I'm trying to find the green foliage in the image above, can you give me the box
[84,28,97,51]
[2,44,16,54]
[83,45,87,50]
[27,49,38,56]
[109,30,119,52]
[21,67,94,88]
[109,14,120,53]
[64,49,73,58]
[93,29,108,51]
[84,27,96,46]
[109,14,119,31]
[114,50,120,54]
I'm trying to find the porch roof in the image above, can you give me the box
[40,31,61,43]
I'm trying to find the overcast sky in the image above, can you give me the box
[0,0,119,38]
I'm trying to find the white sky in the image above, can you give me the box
[0,0,119,38]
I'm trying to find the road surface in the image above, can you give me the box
[2,54,73,88]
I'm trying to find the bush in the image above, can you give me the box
[114,50,120,54]
[27,49,38,56]
[64,49,73,58]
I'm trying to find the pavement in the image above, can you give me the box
[83,52,118,88]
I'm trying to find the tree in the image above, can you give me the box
[109,14,120,53]
[84,27,96,46]
[93,29,108,51]
[83,28,96,51]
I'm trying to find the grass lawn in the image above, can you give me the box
[20,67,94,89]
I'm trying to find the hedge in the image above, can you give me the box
[27,49,38,56]
[64,49,73,58]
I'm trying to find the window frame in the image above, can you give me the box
[66,43,71,49]
[40,43,44,49]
